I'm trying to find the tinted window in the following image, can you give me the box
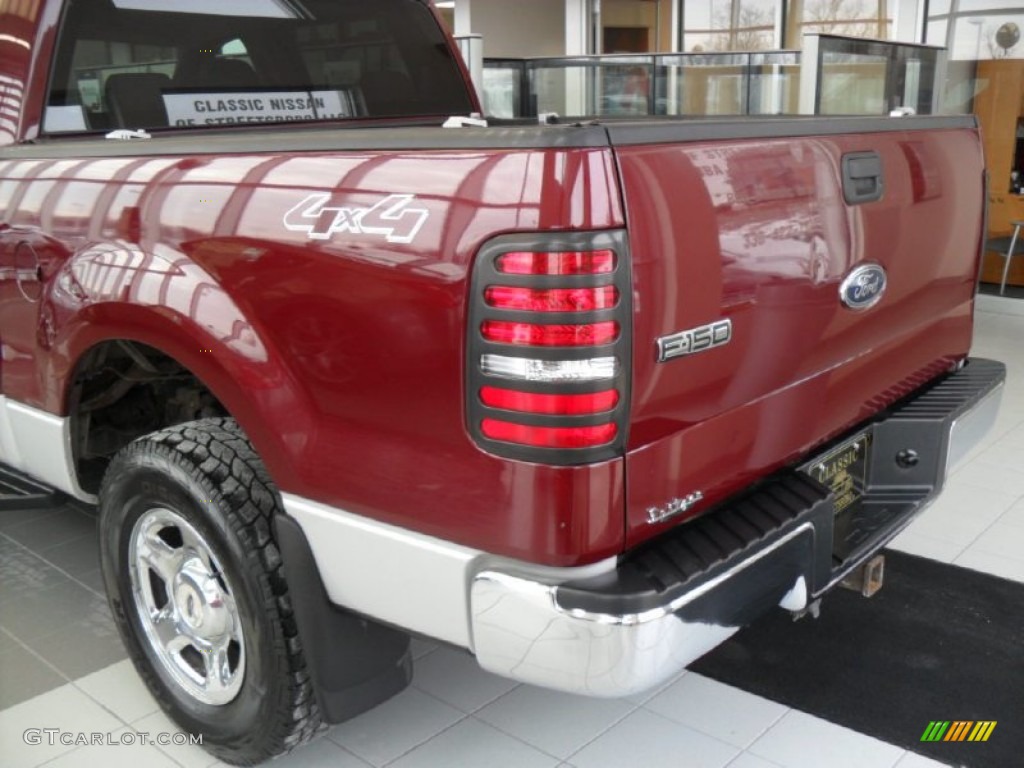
[45,0,473,133]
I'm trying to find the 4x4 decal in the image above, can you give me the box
[284,193,429,244]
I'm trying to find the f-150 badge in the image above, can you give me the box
[657,319,732,362]
[284,193,429,244]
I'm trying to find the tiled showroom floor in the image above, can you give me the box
[1,306,1022,768]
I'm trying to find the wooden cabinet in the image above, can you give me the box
[974,60,1024,288]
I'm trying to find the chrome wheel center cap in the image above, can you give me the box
[174,557,229,638]
[176,584,203,629]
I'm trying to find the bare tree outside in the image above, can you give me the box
[710,3,776,51]
[802,0,890,40]
[694,0,891,52]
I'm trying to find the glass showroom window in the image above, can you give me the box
[785,0,893,48]
[925,2,1023,113]
[926,1,1023,61]
[928,1,1024,290]
[683,0,782,52]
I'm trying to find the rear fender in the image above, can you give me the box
[47,243,314,491]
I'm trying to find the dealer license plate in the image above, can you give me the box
[803,433,870,513]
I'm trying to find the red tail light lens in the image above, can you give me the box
[496,250,616,276]
[484,286,618,313]
[481,320,619,347]
[481,419,617,448]
[480,387,619,415]
[469,236,628,463]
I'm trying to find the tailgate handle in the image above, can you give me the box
[842,151,884,205]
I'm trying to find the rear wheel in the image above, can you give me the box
[99,418,323,765]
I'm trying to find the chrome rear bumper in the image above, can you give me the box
[469,358,1005,696]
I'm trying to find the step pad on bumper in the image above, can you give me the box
[556,358,1006,618]
[558,474,833,619]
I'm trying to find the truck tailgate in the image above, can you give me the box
[611,117,984,547]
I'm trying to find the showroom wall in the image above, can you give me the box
[462,0,566,58]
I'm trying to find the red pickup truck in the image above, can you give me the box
[0,0,1006,764]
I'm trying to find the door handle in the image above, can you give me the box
[842,151,884,205]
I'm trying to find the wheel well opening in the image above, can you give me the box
[69,341,228,494]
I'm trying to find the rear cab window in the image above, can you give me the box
[44,0,474,134]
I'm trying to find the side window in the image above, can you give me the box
[47,41,177,132]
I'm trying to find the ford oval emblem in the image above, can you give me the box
[840,264,887,310]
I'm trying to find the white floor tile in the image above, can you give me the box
[916,480,1017,527]
[623,668,688,706]
[264,737,371,768]
[996,412,1024,439]
[748,710,903,768]
[76,660,159,724]
[42,726,180,768]
[132,710,217,768]
[998,497,1024,529]
[886,530,963,563]
[975,442,1024,472]
[725,753,785,768]
[475,684,635,759]
[954,461,1024,497]
[953,548,1024,583]
[570,709,739,768]
[644,674,787,749]
[892,751,954,767]
[902,510,992,551]
[327,686,464,766]
[410,637,439,660]
[0,684,122,768]
[993,423,1024,449]
[388,717,557,768]
[961,521,1024,561]
[411,646,518,713]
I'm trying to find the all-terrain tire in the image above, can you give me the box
[98,417,324,765]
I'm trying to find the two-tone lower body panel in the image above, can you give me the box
[281,359,1003,702]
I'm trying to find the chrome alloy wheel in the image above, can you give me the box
[128,508,245,705]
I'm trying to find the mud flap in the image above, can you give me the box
[274,514,412,723]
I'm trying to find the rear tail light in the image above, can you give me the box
[484,286,618,313]
[495,250,615,276]
[480,320,619,347]
[480,387,619,415]
[466,234,631,464]
[481,420,618,449]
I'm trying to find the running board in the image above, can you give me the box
[0,464,60,510]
